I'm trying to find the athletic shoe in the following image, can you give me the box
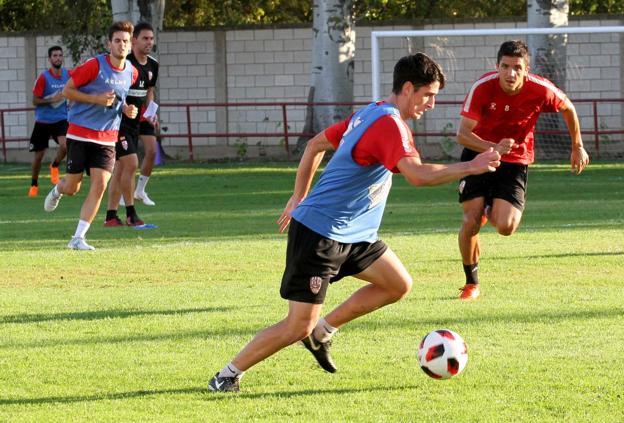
[208,372,240,392]
[50,164,60,185]
[104,217,124,227]
[67,236,95,251]
[134,191,155,206]
[459,284,480,301]
[44,187,62,212]
[126,216,145,226]
[28,185,38,197]
[301,334,337,373]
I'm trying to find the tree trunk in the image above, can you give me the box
[111,0,165,29]
[527,0,569,159]
[296,0,355,153]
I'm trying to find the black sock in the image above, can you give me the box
[125,205,136,218]
[51,160,59,167]
[463,263,479,285]
[106,210,118,220]
[31,179,38,187]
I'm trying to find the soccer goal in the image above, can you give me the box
[370,26,624,160]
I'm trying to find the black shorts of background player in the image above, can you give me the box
[104,127,145,227]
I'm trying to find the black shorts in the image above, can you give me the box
[139,121,156,136]
[280,219,388,304]
[29,120,68,152]
[66,138,116,175]
[115,128,139,159]
[458,148,528,211]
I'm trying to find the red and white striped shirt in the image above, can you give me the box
[461,71,567,165]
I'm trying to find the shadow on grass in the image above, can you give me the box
[416,250,624,264]
[523,251,623,260]
[0,384,418,406]
[1,327,258,350]
[0,307,233,325]
[350,307,624,331]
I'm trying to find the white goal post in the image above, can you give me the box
[370,25,624,160]
[371,26,624,101]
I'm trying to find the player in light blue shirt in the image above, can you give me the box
[209,53,502,392]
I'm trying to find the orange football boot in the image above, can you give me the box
[28,185,39,197]
[50,164,60,185]
[459,284,480,301]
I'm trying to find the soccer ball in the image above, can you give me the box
[417,329,468,379]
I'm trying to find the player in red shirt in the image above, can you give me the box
[456,40,589,300]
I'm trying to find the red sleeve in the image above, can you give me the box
[540,81,566,113]
[32,73,46,97]
[460,83,487,122]
[323,117,351,149]
[354,115,420,172]
[70,58,100,88]
[132,66,139,85]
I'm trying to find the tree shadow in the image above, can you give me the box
[350,307,623,331]
[1,327,259,350]
[415,250,623,264]
[523,251,623,260]
[0,307,234,325]
[0,384,418,406]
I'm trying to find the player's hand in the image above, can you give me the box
[470,148,500,174]
[99,91,116,107]
[51,91,64,103]
[150,113,160,128]
[277,195,301,233]
[123,104,138,119]
[495,138,515,155]
[571,146,589,175]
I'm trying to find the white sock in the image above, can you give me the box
[218,363,244,379]
[73,219,90,239]
[313,317,338,343]
[136,175,150,194]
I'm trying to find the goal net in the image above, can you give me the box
[371,26,624,160]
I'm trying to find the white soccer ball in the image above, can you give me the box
[417,329,468,379]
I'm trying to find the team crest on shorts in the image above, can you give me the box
[458,179,466,194]
[120,137,128,150]
[309,276,322,294]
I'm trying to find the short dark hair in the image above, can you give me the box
[497,40,530,65]
[48,46,62,57]
[392,53,445,94]
[133,21,154,38]
[108,20,134,41]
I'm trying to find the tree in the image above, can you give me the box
[297,0,354,152]
[527,0,569,159]
[59,1,112,64]
[111,0,165,30]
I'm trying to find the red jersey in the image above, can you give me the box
[324,104,420,173]
[461,71,567,164]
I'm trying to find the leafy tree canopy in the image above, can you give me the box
[0,0,621,32]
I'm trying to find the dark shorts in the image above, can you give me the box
[139,121,156,136]
[29,120,68,152]
[280,219,388,304]
[115,128,139,159]
[458,148,528,211]
[66,138,116,175]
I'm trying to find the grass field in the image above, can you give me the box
[0,161,623,422]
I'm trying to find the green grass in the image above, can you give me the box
[0,161,623,422]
